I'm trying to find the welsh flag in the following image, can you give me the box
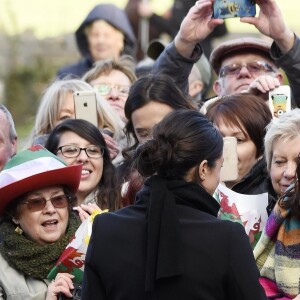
[47,209,108,283]
[215,183,268,248]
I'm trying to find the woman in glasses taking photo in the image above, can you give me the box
[0,145,82,299]
[45,119,120,220]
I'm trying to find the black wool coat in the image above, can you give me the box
[82,178,267,300]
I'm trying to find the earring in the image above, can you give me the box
[15,226,23,235]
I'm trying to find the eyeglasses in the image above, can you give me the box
[219,61,276,77]
[57,145,104,158]
[94,83,130,96]
[20,194,69,212]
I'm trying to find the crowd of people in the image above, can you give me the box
[0,0,300,299]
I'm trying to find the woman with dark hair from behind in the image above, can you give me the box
[45,119,120,216]
[82,109,267,299]
[118,73,196,205]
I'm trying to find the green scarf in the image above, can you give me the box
[0,213,80,279]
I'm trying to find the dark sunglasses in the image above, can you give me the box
[19,194,69,212]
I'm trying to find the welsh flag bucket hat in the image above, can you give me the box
[0,144,82,215]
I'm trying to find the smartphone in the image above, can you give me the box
[268,85,291,119]
[58,283,81,300]
[212,0,256,19]
[73,91,98,127]
[220,137,238,182]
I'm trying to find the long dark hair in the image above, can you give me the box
[134,109,223,181]
[123,73,196,158]
[45,119,120,211]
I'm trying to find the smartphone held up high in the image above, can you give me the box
[213,0,256,19]
[73,91,98,127]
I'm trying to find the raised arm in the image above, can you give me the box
[241,0,300,107]
[174,0,223,57]
[241,0,294,53]
[152,0,223,93]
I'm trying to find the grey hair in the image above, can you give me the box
[264,108,300,171]
[26,78,124,147]
[0,104,17,141]
[83,55,137,84]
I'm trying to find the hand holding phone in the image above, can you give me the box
[58,283,82,300]
[212,0,256,19]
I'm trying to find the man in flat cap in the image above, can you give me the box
[151,0,300,109]
[210,37,283,97]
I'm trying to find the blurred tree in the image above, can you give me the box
[4,56,56,142]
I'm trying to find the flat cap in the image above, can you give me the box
[209,37,272,75]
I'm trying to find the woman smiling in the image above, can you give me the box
[0,145,82,299]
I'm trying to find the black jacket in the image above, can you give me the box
[231,158,277,215]
[231,158,268,195]
[82,177,267,300]
[57,4,136,79]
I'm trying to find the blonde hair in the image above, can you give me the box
[26,78,124,147]
[264,108,300,171]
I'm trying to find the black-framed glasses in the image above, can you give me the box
[219,61,276,77]
[20,194,69,212]
[94,83,130,96]
[57,145,104,158]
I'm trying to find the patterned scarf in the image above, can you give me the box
[254,199,300,299]
[0,213,80,279]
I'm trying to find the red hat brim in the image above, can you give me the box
[0,164,82,215]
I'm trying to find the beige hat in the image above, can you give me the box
[209,37,273,75]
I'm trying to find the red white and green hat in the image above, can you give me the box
[0,145,82,215]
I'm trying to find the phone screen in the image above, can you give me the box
[268,85,291,119]
[212,0,256,19]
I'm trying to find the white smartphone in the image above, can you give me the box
[73,91,98,127]
[268,85,291,119]
[220,137,238,182]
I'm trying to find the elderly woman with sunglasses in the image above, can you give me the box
[45,119,120,220]
[0,145,83,299]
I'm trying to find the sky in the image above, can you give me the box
[0,0,171,37]
[0,0,298,38]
